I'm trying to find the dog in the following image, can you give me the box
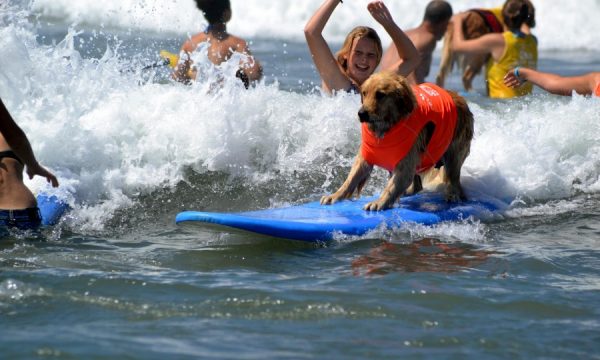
[320,72,473,211]
[435,3,535,92]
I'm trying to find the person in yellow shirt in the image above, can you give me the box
[451,0,537,98]
[489,0,535,35]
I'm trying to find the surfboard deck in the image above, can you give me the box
[175,192,507,242]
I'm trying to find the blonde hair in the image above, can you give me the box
[336,26,382,74]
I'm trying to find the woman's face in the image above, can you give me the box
[346,37,379,85]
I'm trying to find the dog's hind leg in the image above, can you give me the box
[404,174,423,196]
[462,54,488,91]
[435,25,454,88]
[443,93,474,202]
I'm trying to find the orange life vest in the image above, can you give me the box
[595,82,600,97]
[360,83,458,173]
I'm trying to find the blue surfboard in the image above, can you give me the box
[175,192,507,242]
[37,194,70,226]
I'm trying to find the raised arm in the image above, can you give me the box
[451,12,504,59]
[367,1,418,77]
[0,99,59,187]
[504,68,600,96]
[304,0,352,93]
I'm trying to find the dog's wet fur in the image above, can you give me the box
[321,72,474,211]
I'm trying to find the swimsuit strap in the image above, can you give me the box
[346,82,360,94]
[0,150,23,165]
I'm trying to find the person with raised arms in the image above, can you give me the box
[380,0,453,85]
[504,67,600,97]
[172,0,262,87]
[0,98,59,229]
[304,0,419,94]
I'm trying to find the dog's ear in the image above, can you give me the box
[392,77,417,119]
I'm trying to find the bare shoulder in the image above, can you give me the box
[407,27,436,53]
[182,33,209,52]
[229,35,251,53]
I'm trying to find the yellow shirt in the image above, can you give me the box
[487,31,538,98]
[490,7,504,26]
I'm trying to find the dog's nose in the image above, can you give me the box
[358,109,369,123]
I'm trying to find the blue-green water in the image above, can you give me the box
[1,1,600,358]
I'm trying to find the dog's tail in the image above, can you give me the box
[436,23,455,88]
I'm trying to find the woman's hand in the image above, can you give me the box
[504,67,524,88]
[26,162,59,188]
[367,1,394,27]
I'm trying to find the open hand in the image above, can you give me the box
[27,163,59,187]
[367,1,394,27]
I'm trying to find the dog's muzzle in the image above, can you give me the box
[358,108,370,123]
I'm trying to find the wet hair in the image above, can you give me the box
[524,0,536,28]
[502,0,530,30]
[195,0,231,24]
[336,27,382,73]
[423,0,453,25]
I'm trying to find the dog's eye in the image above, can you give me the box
[375,91,385,100]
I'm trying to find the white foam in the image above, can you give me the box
[1,6,599,232]
[27,0,600,51]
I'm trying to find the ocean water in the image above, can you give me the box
[1,0,600,358]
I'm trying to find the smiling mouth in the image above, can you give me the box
[355,64,370,72]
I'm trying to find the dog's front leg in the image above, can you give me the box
[321,153,373,205]
[364,145,421,211]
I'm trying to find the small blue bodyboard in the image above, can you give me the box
[175,192,507,242]
[37,194,70,226]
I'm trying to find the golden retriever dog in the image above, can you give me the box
[321,72,473,211]
[435,2,535,91]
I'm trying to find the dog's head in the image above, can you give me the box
[358,71,417,138]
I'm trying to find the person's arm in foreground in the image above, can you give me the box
[0,99,59,187]
[504,67,600,96]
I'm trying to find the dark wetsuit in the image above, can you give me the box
[0,150,42,230]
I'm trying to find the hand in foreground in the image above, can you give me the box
[503,68,523,88]
[26,163,59,187]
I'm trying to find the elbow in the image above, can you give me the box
[304,25,319,40]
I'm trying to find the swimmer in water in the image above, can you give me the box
[173,0,262,87]
[0,99,59,229]
[380,1,453,85]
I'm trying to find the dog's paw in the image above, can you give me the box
[445,188,466,203]
[320,194,340,205]
[363,199,389,211]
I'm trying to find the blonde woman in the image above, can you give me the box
[304,0,419,94]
